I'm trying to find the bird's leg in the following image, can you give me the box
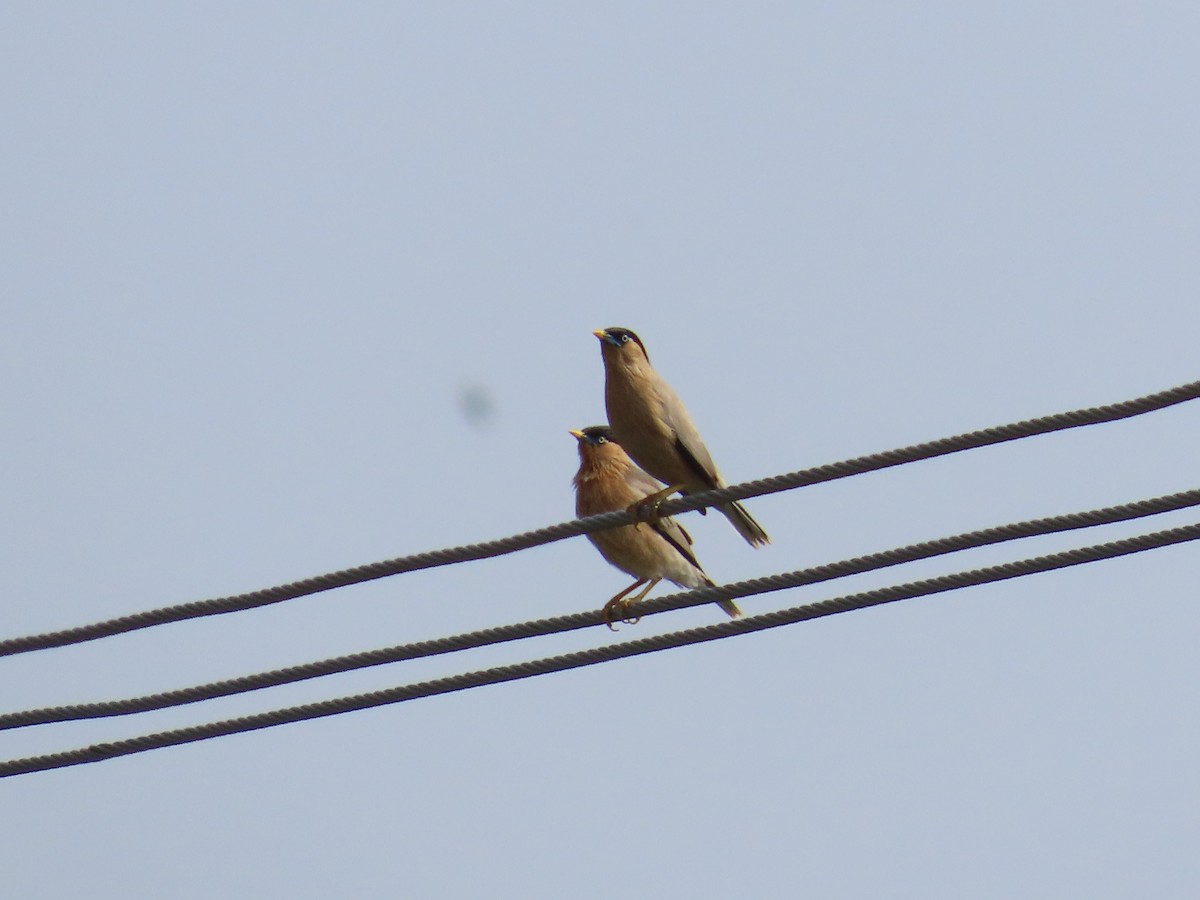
[627,484,687,529]
[602,579,646,629]
[602,577,660,629]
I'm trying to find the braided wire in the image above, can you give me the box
[2,378,1197,658]
[2,520,1196,778]
[3,488,1198,730]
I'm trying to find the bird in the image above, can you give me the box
[571,425,742,626]
[593,327,770,547]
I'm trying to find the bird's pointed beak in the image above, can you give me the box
[569,429,586,441]
[592,329,608,341]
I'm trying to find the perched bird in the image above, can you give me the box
[593,327,770,547]
[571,425,742,625]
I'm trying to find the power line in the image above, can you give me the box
[3,488,1197,731]
[2,378,1197,659]
[2,521,1196,778]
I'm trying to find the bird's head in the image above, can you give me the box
[569,425,624,462]
[593,327,649,365]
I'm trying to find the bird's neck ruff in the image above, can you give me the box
[572,455,631,489]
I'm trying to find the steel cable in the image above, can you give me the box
[2,378,1197,658]
[2,488,1198,730]
[1,520,1197,778]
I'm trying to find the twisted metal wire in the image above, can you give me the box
[2,520,1196,778]
[2,378,1197,658]
[3,488,1198,731]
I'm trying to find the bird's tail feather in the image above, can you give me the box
[717,501,770,547]
[700,574,742,618]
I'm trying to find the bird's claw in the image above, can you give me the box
[602,598,642,630]
[626,495,664,532]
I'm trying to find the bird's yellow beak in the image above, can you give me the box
[592,329,607,340]
[568,429,586,440]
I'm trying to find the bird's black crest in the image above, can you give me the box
[601,327,648,361]
[577,425,615,445]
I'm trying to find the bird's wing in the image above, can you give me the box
[623,463,669,497]
[651,516,704,572]
[622,463,702,566]
[655,379,722,489]
[673,435,720,490]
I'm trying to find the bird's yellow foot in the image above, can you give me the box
[602,597,642,630]
[601,577,659,630]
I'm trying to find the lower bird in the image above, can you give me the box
[571,425,742,626]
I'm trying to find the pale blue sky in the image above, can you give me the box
[2,4,1198,897]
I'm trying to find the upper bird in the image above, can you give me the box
[593,327,770,547]
[571,425,741,625]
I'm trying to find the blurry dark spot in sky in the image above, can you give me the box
[458,383,495,428]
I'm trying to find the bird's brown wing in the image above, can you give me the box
[622,463,704,568]
[673,435,720,490]
[654,379,721,489]
[623,462,669,497]
[651,517,704,572]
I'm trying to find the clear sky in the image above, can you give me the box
[2,3,1198,897]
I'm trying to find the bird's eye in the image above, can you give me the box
[597,436,607,443]
[620,334,630,343]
